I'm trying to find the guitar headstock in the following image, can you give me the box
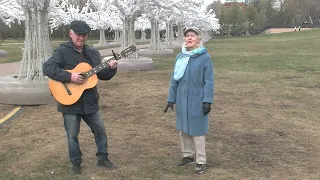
[115,45,137,59]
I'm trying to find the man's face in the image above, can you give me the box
[70,30,88,48]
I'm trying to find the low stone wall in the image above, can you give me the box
[161,44,181,50]
[103,56,154,71]
[0,62,20,76]
[93,43,121,50]
[137,49,175,58]
[0,76,55,105]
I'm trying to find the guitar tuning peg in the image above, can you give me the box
[112,50,119,60]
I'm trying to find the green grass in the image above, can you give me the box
[210,30,320,73]
[0,38,99,64]
[0,38,149,64]
[1,29,320,179]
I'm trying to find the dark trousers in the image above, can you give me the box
[62,111,108,165]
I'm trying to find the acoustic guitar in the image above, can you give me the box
[48,45,137,105]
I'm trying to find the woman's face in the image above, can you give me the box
[184,31,200,50]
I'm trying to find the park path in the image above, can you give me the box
[0,62,20,76]
[263,28,312,34]
[0,43,149,76]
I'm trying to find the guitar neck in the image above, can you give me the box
[82,45,136,79]
[82,57,115,79]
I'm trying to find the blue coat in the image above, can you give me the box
[167,51,214,136]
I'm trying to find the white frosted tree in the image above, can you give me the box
[17,0,59,80]
[1,0,73,80]
[111,0,146,49]
[199,9,220,41]
[159,2,186,46]
[143,0,168,50]
[166,0,203,45]
[184,7,220,42]
[112,23,122,43]
[0,0,22,50]
[0,0,23,27]
[1,0,94,80]
[135,15,150,41]
[88,0,122,46]
[50,0,124,47]
[163,17,175,46]
[49,0,92,31]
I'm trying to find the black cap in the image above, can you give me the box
[70,20,91,34]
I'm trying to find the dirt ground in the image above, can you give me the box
[1,68,320,179]
[1,31,320,179]
[0,104,17,121]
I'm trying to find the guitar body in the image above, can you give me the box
[47,45,137,105]
[48,62,98,105]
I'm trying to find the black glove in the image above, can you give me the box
[164,102,174,113]
[203,103,211,115]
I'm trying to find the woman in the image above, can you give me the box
[164,27,214,174]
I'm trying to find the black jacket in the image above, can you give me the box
[43,39,117,114]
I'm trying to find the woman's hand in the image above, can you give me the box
[203,103,211,115]
[164,102,175,113]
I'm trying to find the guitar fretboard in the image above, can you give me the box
[80,45,136,79]
[82,60,112,79]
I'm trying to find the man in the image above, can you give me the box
[43,20,118,175]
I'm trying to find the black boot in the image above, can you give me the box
[97,157,117,169]
[70,163,81,175]
[194,163,207,174]
[177,157,194,166]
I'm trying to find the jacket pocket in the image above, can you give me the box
[191,100,203,116]
[176,95,182,114]
[191,88,204,116]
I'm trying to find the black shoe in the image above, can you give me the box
[97,157,117,169]
[194,163,206,174]
[177,157,194,166]
[70,164,81,175]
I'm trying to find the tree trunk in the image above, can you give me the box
[61,26,64,39]
[98,29,107,45]
[176,25,184,45]
[227,24,230,36]
[148,20,162,50]
[121,17,136,49]
[245,21,250,36]
[141,30,146,41]
[114,29,120,43]
[202,30,208,41]
[19,0,52,81]
[164,23,174,45]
